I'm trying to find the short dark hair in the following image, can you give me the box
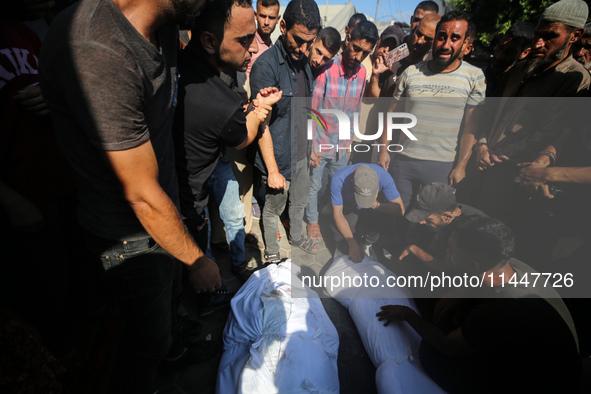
[454,216,515,271]
[317,27,341,55]
[437,10,472,40]
[347,13,368,28]
[192,0,252,41]
[504,22,536,53]
[283,0,321,32]
[416,0,439,14]
[257,0,280,7]
[349,20,379,46]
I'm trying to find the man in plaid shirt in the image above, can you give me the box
[306,21,378,243]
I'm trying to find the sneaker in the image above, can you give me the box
[245,233,259,246]
[264,252,281,265]
[232,261,256,283]
[198,289,234,317]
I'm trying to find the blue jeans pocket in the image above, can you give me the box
[99,242,160,271]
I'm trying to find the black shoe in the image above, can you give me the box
[177,316,201,339]
[211,242,229,252]
[198,289,234,317]
[159,341,220,375]
[245,233,259,246]
[232,261,256,283]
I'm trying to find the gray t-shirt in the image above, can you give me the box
[40,0,179,240]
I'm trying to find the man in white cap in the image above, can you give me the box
[462,0,591,220]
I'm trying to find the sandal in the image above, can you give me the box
[292,235,319,254]
[264,253,281,265]
[307,222,322,242]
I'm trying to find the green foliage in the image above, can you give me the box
[449,0,556,45]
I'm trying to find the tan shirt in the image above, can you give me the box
[482,55,590,161]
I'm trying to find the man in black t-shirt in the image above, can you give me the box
[173,0,281,280]
[40,0,219,392]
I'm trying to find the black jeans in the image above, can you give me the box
[85,231,183,394]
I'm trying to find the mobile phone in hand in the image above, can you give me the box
[384,43,410,67]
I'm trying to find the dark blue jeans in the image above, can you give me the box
[85,232,183,394]
[389,154,454,209]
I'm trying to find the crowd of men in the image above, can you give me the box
[2,0,591,392]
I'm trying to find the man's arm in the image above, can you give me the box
[374,196,405,216]
[250,59,287,190]
[377,305,475,356]
[105,141,221,292]
[236,87,282,150]
[364,55,389,98]
[310,70,328,167]
[257,125,287,190]
[333,204,363,263]
[519,164,591,185]
[398,244,452,272]
[378,99,399,170]
[449,106,479,186]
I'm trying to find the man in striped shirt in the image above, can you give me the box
[378,11,485,208]
[306,21,379,242]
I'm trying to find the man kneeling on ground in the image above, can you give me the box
[377,216,580,393]
[330,164,404,263]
